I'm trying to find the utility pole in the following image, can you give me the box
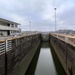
[29,21,31,31]
[54,8,57,31]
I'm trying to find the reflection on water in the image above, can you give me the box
[25,42,66,75]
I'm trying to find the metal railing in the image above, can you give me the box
[0,25,20,31]
[0,40,5,75]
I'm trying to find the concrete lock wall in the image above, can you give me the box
[41,32,50,41]
[50,34,75,75]
[0,33,41,75]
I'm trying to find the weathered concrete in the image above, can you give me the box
[0,33,41,75]
[41,32,50,41]
[50,34,75,75]
[10,40,40,75]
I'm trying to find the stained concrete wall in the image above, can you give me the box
[11,39,40,75]
[50,34,75,75]
[0,33,41,75]
[41,32,50,41]
[10,34,41,75]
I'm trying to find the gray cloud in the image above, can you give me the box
[0,0,75,31]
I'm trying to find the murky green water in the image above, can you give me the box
[25,42,66,75]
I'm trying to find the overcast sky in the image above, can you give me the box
[0,0,75,31]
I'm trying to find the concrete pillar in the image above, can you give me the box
[9,24,12,35]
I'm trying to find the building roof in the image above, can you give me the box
[0,18,20,25]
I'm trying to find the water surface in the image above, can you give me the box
[25,42,66,75]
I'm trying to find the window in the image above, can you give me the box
[11,24,14,27]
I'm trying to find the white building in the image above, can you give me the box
[0,18,21,36]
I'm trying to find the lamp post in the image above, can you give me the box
[54,8,57,31]
[29,21,31,31]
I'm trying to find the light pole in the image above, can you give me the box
[29,21,31,31]
[54,8,57,31]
